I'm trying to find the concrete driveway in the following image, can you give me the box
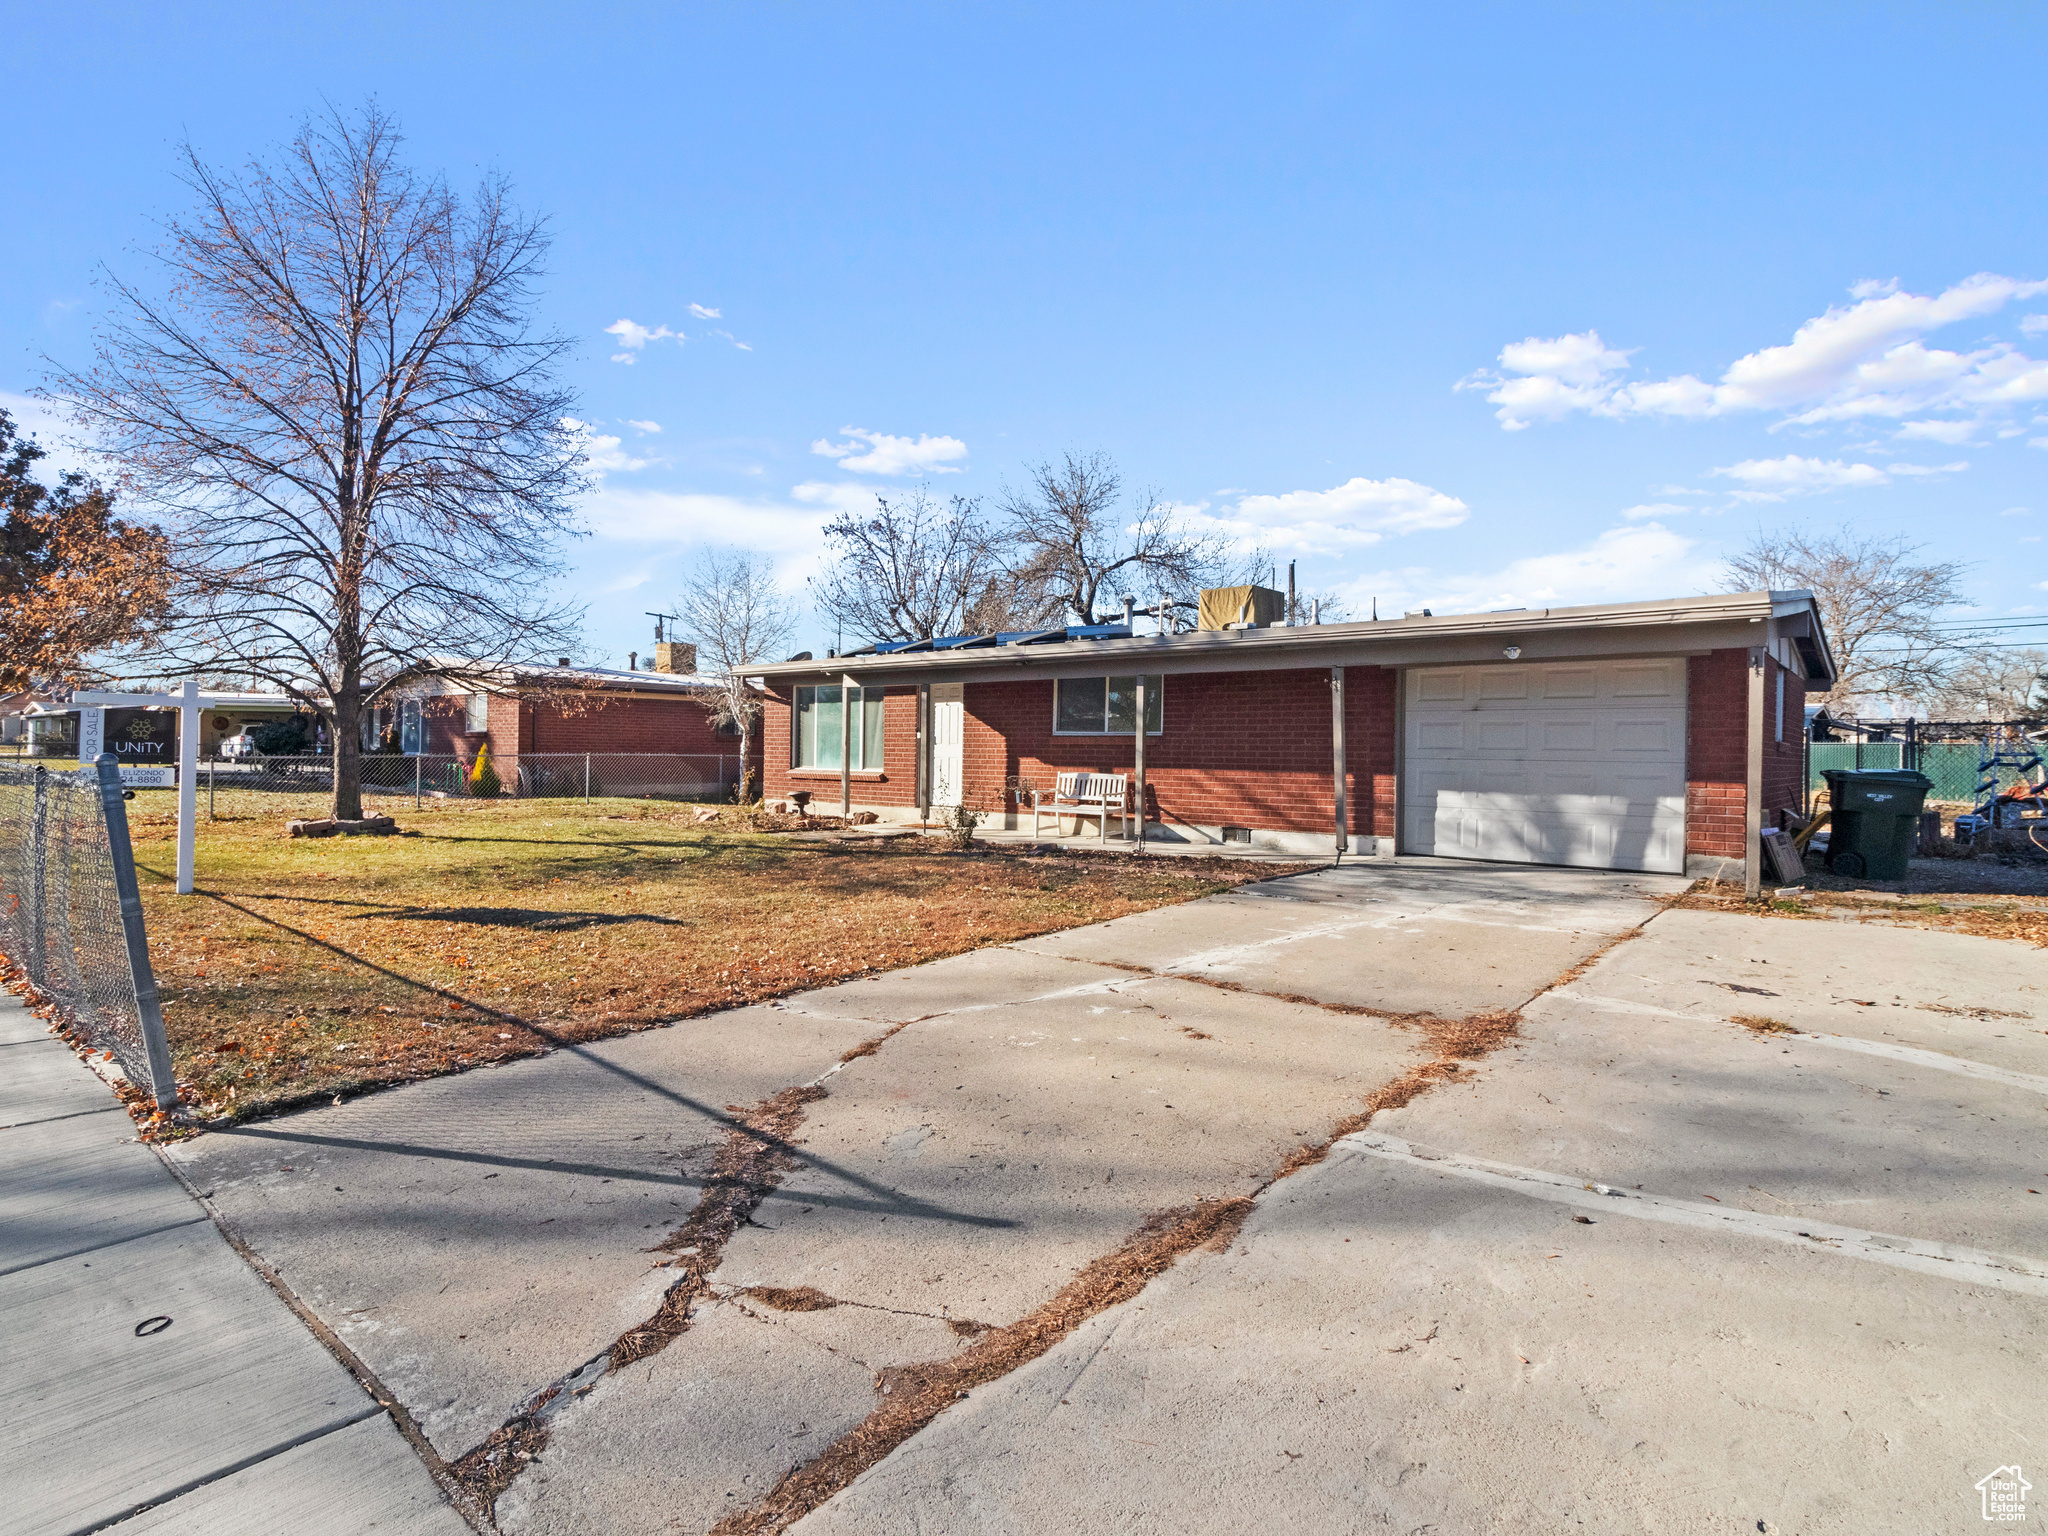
[799,906,2048,1535]
[162,858,2047,1534]
[166,858,1675,1532]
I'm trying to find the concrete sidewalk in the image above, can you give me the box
[0,992,469,1536]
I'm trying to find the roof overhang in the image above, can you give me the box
[750,590,1838,690]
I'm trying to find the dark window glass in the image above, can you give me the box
[1056,677,1107,733]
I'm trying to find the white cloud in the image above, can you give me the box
[2000,506,2031,516]
[1182,476,1468,554]
[561,417,656,476]
[809,427,969,475]
[1707,453,1964,501]
[1620,502,1691,520]
[603,319,681,362]
[1895,418,1978,444]
[1335,522,1716,618]
[1465,275,2048,431]
[1456,331,1633,430]
[687,304,722,320]
[626,420,663,435]
[2023,315,2048,337]
[581,485,844,585]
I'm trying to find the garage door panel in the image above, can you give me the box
[1404,660,1687,874]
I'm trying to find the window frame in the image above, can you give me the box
[1051,675,1165,736]
[465,692,490,733]
[792,684,885,770]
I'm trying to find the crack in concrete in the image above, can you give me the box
[701,916,1685,1534]
[445,1083,827,1525]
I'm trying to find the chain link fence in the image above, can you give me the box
[1810,723,2047,804]
[0,760,175,1109]
[197,752,745,818]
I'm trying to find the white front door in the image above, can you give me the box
[1401,658,1688,874]
[930,684,964,806]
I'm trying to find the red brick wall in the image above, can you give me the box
[513,692,740,758]
[763,668,1395,834]
[1762,655,1807,825]
[966,666,1394,836]
[760,685,920,805]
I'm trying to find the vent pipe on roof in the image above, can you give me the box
[629,651,637,670]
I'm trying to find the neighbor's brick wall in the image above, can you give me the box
[1687,646,1804,857]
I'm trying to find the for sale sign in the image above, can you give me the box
[105,708,176,765]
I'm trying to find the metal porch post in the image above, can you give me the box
[916,683,931,825]
[840,674,854,817]
[1331,666,1348,858]
[1133,676,1146,851]
[1745,647,1766,898]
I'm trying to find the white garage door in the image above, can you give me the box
[1402,658,1687,874]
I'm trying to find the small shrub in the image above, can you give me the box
[469,741,502,799]
[251,714,314,755]
[940,799,987,851]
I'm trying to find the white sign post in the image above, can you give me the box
[75,680,227,896]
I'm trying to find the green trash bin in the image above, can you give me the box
[1820,768,1933,880]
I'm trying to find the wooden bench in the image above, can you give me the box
[1030,772,1131,843]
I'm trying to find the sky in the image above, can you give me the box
[4,3,2045,669]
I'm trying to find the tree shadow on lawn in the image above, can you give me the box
[236,894,692,933]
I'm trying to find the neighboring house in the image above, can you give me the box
[378,646,763,796]
[8,690,301,758]
[751,588,1834,879]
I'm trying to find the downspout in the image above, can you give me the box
[841,673,853,817]
[1133,675,1146,851]
[1745,644,1766,897]
[1331,665,1347,860]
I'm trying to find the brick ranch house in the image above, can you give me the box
[752,589,1835,892]
[375,642,763,797]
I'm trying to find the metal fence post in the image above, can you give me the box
[414,755,422,809]
[585,753,591,804]
[28,767,48,987]
[207,757,215,821]
[94,755,177,1113]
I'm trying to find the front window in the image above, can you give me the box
[794,685,884,769]
[1055,675,1163,734]
[465,692,490,733]
[400,700,423,755]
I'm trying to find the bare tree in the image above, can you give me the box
[999,451,1241,625]
[676,549,799,796]
[811,487,1022,643]
[48,105,586,818]
[1910,648,2047,719]
[1724,531,1971,710]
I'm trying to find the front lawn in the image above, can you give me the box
[122,797,1308,1126]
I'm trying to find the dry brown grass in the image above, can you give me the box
[114,798,1306,1130]
[1733,1014,1795,1035]
[1675,885,2048,948]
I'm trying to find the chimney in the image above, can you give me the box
[556,657,570,668]
[652,641,697,674]
[629,651,638,671]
